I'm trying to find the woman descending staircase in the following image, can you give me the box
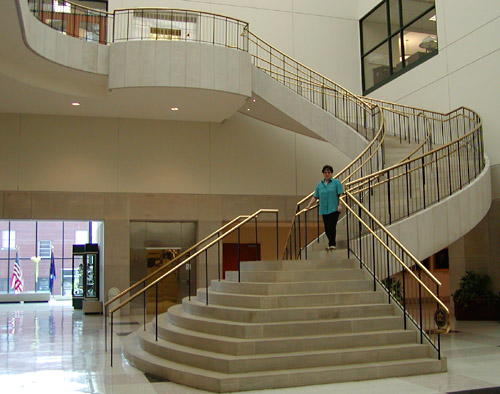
[122,250,446,393]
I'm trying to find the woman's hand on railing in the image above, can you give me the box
[305,196,317,211]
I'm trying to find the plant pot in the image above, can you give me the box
[454,300,500,321]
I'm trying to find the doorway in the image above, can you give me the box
[130,221,197,313]
[222,243,261,279]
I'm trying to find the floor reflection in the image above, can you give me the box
[0,300,499,394]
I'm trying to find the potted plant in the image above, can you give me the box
[452,271,500,320]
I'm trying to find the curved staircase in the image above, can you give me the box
[15,2,488,392]
[122,253,446,392]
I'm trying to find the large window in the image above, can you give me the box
[360,0,437,93]
[0,220,102,296]
[2,230,16,250]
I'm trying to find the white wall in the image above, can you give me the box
[108,0,363,93]
[0,112,350,196]
[357,0,381,18]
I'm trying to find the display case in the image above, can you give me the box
[72,243,99,309]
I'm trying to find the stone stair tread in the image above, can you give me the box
[139,327,426,360]
[210,279,373,295]
[227,267,361,274]
[179,300,395,321]
[157,319,413,344]
[199,288,376,298]
[214,278,369,285]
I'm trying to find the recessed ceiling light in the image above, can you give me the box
[252,98,256,102]
[247,108,250,111]
[71,102,80,106]
[171,107,179,111]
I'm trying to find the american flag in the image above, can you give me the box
[10,252,24,294]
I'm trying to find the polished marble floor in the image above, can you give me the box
[0,300,499,393]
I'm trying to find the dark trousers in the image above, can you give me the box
[322,211,340,247]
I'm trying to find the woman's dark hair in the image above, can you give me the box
[322,165,334,173]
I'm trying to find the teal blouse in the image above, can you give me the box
[313,178,344,215]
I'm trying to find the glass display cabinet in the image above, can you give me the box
[72,244,99,309]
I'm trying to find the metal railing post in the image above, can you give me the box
[254,216,258,246]
[276,212,279,260]
[143,282,146,329]
[110,312,114,367]
[304,210,308,260]
[188,253,192,301]
[104,306,108,351]
[217,232,221,281]
[402,250,407,329]
[237,228,241,282]
[317,207,320,242]
[155,283,158,341]
[205,250,209,305]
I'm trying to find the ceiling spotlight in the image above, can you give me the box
[247,108,250,111]
[171,107,179,111]
[252,98,256,102]
[71,102,80,106]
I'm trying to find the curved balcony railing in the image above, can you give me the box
[112,8,249,50]
[28,0,110,44]
[28,1,249,49]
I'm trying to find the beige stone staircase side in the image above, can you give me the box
[122,255,446,392]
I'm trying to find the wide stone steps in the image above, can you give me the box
[122,333,445,392]
[210,277,373,295]
[155,315,418,355]
[179,298,397,325]
[225,267,365,283]
[196,288,385,309]
[122,257,446,392]
[136,327,431,374]
[168,305,402,338]
[238,259,356,271]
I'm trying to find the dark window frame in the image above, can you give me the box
[360,0,437,94]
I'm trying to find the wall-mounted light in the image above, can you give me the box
[429,15,436,22]
[170,107,179,111]
[71,102,80,106]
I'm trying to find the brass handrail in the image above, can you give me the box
[362,97,478,120]
[346,121,482,191]
[106,208,279,366]
[246,32,376,112]
[397,112,435,162]
[103,214,249,309]
[109,209,278,315]
[343,192,441,286]
[347,142,463,196]
[31,0,111,15]
[342,191,450,334]
[113,7,250,26]
[282,107,385,258]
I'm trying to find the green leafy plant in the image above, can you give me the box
[452,271,499,308]
[382,277,402,302]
